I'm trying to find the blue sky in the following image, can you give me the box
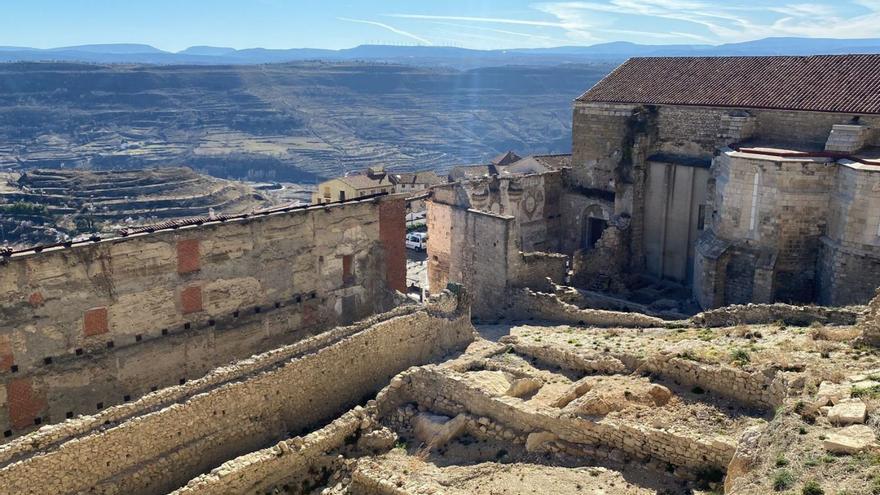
[2,0,880,51]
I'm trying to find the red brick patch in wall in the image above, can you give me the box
[27,291,44,307]
[378,198,407,292]
[83,307,109,337]
[302,303,318,327]
[0,336,13,371]
[177,239,201,274]
[180,285,203,314]
[7,378,47,430]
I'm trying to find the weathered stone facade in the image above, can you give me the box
[0,289,474,495]
[0,195,406,438]
[426,173,569,319]
[572,100,880,308]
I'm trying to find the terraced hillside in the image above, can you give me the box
[0,62,612,180]
[0,167,273,247]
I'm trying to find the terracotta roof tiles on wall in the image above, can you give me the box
[577,55,880,114]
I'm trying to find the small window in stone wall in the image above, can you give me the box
[343,254,354,284]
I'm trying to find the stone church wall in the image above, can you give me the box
[818,163,880,305]
[0,195,406,438]
[571,100,880,308]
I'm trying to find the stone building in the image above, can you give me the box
[428,54,880,313]
[311,168,394,204]
[571,54,880,308]
[388,170,442,196]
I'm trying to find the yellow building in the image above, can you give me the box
[311,173,394,204]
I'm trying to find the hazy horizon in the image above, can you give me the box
[3,0,880,52]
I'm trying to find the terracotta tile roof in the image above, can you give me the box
[577,55,880,114]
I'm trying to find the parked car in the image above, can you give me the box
[405,232,428,251]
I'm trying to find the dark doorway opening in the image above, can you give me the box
[585,217,608,249]
[338,190,346,201]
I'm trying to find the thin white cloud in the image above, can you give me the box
[387,14,568,28]
[533,0,880,43]
[338,17,433,45]
[426,21,574,45]
[388,13,596,42]
[388,1,880,47]
[854,0,880,9]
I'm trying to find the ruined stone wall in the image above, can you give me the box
[426,201,513,320]
[0,196,406,438]
[691,303,858,328]
[818,163,880,305]
[427,176,570,319]
[506,335,784,410]
[504,288,668,328]
[508,252,568,291]
[430,172,565,252]
[0,290,475,495]
[645,356,785,410]
[391,367,734,471]
[171,407,366,495]
[697,155,880,308]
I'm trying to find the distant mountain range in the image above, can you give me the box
[1,37,879,67]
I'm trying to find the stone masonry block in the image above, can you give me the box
[177,239,201,275]
[180,285,203,315]
[7,378,46,430]
[83,307,109,337]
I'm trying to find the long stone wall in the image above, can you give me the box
[0,195,406,438]
[171,407,366,495]
[0,289,475,495]
[504,288,668,328]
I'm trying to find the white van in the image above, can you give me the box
[405,232,428,251]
